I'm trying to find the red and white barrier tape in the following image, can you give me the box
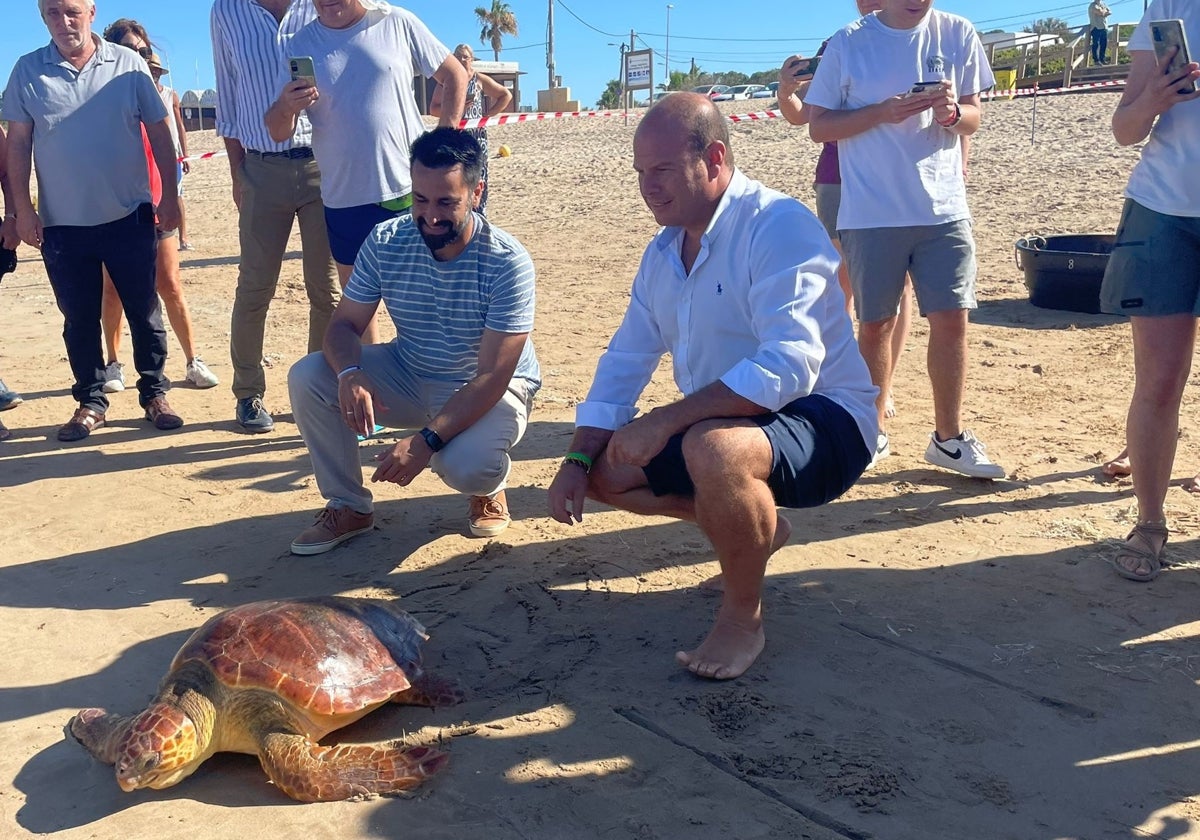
[178,80,1124,162]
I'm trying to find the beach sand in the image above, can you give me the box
[2,91,1199,839]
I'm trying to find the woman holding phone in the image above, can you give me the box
[1101,1,1200,581]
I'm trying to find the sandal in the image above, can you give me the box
[1111,521,1169,582]
[57,406,106,442]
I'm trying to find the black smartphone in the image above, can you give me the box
[1151,19,1198,94]
[793,56,821,77]
[289,56,316,87]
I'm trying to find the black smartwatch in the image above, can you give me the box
[419,427,445,452]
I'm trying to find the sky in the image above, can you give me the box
[0,0,1151,108]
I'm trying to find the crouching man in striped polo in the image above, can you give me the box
[287,128,539,554]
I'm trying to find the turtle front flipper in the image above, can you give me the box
[258,733,449,802]
[68,708,136,765]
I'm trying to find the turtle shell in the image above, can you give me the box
[169,597,428,717]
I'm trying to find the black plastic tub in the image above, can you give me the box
[1014,234,1115,314]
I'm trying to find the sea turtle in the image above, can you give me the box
[68,596,461,802]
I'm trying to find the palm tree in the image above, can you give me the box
[475,1,519,61]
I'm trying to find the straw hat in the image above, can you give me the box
[147,53,168,74]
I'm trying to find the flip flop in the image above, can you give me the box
[1110,521,1169,582]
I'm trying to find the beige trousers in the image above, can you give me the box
[229,153,339,399]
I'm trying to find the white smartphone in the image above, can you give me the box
[288,56,316,87]
[1150,19,1198,94]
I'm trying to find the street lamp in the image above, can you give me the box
[665,4,674,89]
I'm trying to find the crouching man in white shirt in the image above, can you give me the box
[547,93,879,680]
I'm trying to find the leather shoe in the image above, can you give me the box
[57,406,106,442]
[144,396,183,430]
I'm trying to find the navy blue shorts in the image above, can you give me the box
[324,202,405,266]
[641,393,871,509]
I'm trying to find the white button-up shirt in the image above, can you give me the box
[576,170,879,449]
[211,0,316,151]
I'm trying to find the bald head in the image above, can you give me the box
[639,92,734,169]
[632,92,735,234]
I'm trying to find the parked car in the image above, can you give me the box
[714,84,766,101]
[751,82,779,99]
[652,90,675,102]
[691,84,730,99]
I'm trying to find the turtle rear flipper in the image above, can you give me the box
[391,673,464,708]
[259,733,448,801]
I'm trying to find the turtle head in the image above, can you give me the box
[113,702,202,791]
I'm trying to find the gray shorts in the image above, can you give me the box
[1101,199,1200,317]
[814,183,841,242]
[839,221,977,323]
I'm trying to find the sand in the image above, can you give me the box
[2,91,1199,840]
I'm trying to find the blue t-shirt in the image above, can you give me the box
[345,213,541,388]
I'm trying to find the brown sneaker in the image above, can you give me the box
[144,396,183,430]
[468,491,510,537]
[291,506,374,555]
[57,405,106,442]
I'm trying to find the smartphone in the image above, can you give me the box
[1150,19,1198,94]
[793,56,821,77]
[909,80,943,94]
[289,56,316,87]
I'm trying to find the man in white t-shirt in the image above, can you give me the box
[266,0,467,343]
[805,0,1005,480]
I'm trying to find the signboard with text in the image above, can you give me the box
[624,49,653,92]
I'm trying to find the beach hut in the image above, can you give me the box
[180,89,218,132]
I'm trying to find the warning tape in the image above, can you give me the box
[178,80,1125,162]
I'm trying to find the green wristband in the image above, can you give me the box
[564,451,593,472]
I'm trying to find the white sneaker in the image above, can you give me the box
[868,432,890,468]
[924,429,1006,479]
[101,361,125,393]
[185,357,219,388]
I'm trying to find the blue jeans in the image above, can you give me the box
[41,204,169,411]
[1091,28,1108,63]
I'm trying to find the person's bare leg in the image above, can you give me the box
[101,268,124,364]
[674,420,777,680]
[155,236,198,361]
[337,262,378,344]
[925,308,968,441]
[177,195,190,248]
[858,315,897,431]
[1120,315,1195,576]
[886,278,914,418]
[1102,446,1131,478]
[832,241,852,316]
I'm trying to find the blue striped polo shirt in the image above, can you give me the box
[345,213,540,388]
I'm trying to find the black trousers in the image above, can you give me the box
[42,204,169,411]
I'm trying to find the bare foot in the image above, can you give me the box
[1185,475,1200,494]
[698,514,792,594]
[884,392,896,419]
[675,611,765,680]
[1101,448,1131,478]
